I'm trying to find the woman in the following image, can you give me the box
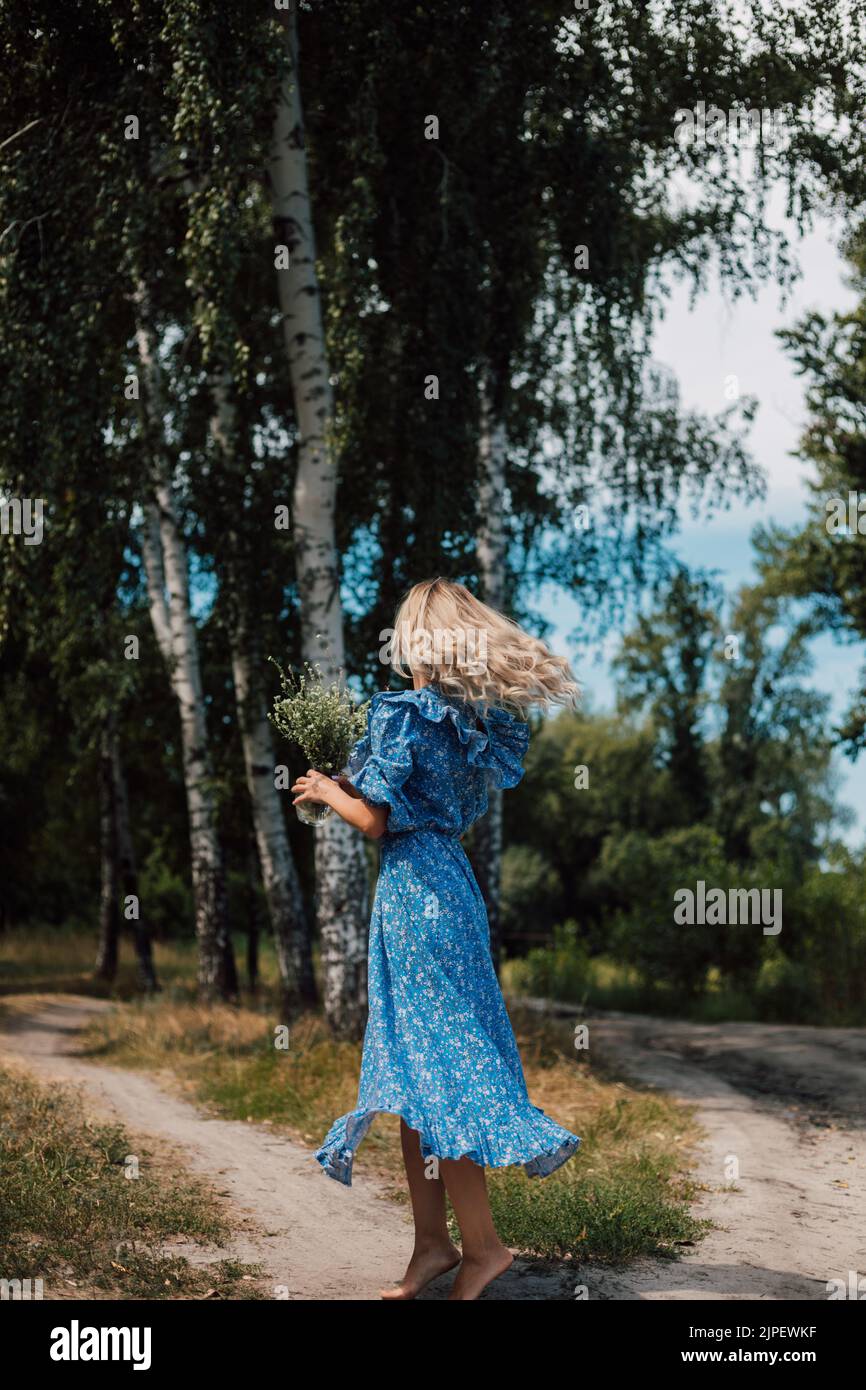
[292,578,581,1300]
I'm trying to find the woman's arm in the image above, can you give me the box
[291,770,389,839]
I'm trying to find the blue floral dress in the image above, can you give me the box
[314,684,581,1186]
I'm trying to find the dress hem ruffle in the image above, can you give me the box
[314,1103,581,1188]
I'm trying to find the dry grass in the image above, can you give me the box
[0,1059,266,1299]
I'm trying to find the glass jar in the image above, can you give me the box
[295,772,342,827]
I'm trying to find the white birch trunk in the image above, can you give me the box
[269,11,339,679]
[475,370,508,969]
[268,9,369,1037]
[135,289,235,1001]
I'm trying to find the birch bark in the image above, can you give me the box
[268,9,369,1036]
[135,287,236,1001]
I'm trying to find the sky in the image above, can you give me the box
[539,201,865,846]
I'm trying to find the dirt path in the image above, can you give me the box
[559,1007,866,1300]
[2,994,862,1301]
[0,995,576,1301]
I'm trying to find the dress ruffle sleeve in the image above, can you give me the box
[346,697,417,834]
[473,705,530,789]
[371,687,530,790]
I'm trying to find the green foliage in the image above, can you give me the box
[269,661,369,774]
[500,844,561,943]
[758,229,866,755]
[508,922,591,1004]
[501,559,862,1019]
[138,840,195,940]
[768,852,866,1023]
[602,826,735,996]
[615,569,721,826]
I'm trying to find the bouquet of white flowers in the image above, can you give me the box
[269,661,370,825]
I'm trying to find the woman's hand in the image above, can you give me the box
[291,769,336,808]
[292,768,388,839]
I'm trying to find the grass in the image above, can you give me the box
[502,923,866,1027]
[0,1061,264,1299]
[502,948,781,1023]
[0,919,777,1022]
[486,1007,705,1262]
[1,926,708,1267]
[0,923,284,1000]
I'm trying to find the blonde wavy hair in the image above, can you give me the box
[390,578,580,716]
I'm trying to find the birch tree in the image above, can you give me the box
[164,0,319,1008]
[135,292,237,1002]
[269,7,369,1036]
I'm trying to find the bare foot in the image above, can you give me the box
[447,1245,513,1300]
[380,1240,462,1300]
